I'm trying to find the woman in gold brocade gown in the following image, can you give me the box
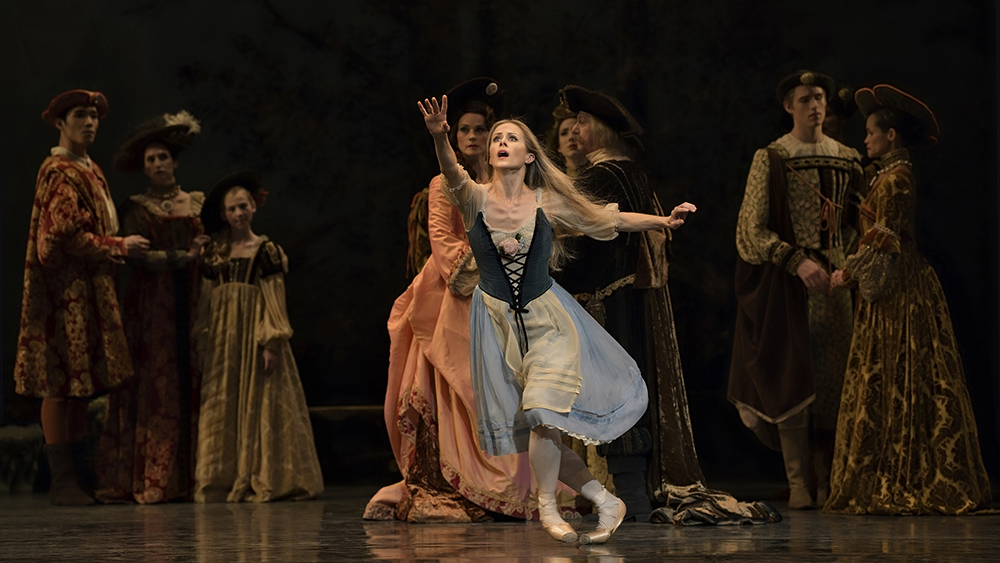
[193,171,323,503]
[826,85,991,514]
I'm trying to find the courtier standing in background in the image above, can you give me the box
[96,111,210,504]
[729,70,864,509]
[14,90,149,505]
[193,171,323,502]
[825,85,991,514]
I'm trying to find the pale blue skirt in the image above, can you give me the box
[470,281,648,456]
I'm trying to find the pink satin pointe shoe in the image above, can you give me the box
[542,521,578,543]
[580,496,626,545]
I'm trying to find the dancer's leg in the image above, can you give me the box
[530,426,577,543]
[554,441,625,545]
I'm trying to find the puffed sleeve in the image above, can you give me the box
[426,175,478,296]
[541,190,619,241]
[735,149,799,273]
[842,172,910,301]
[36,170,125,265]
[439,167,489,229]
[256,242,294,349]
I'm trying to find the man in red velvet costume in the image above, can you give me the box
[14,90,149,505]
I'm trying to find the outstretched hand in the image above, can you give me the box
[418,95,450,136]
[667,202,698,230]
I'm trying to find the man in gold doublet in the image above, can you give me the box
[728,71,864,509]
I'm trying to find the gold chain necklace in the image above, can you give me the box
[146,185,182,212]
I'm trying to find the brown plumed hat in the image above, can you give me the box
[855,84,939,148]
[113,111,201,173]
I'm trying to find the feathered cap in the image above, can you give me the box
[42,89,108,126]
[445,77,505,126]
[113,110,201,173]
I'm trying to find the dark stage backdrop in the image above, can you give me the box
[2,0,997,482]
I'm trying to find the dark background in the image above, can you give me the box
[2,0,997,485]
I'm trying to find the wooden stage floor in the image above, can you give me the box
[1,485,997,561]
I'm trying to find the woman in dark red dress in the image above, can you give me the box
[96,111,210,503]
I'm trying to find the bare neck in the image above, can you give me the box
[494,168,527,203]
[789,123,825,144]
[58,136,89,159]
[229,226,258,245]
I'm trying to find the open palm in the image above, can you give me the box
[418,95,450,135]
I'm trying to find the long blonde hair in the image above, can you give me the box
[485,119,609,270]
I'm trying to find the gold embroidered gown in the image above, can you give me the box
[193,238,324,502]
[825,150,991,514]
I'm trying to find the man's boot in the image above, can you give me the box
[45,443,95,506]
[70,442,97,498]
[777,413,813,510]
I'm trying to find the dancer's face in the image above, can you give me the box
[490,123,535,170]
[784,85,826,130]
[56,104,100,148]
[143,143,179,187]
[222,188,256,231]
[456,112,488,158]
[557,117,583,163]
[571,111,598,154]
[863,114,894,159]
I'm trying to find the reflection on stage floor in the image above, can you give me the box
[1,485,998,561]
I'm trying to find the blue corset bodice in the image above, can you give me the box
[468,207,554,311]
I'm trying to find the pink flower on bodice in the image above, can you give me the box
[498,237,520,256]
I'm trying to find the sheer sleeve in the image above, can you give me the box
[843,172,910,301]
[540,190,619,241]
[255,242,294,349]
[735,149,798,271]
[36,170,125,265]
[427,175,478,296]
[439,167,489,229]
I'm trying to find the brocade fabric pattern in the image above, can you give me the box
[734,139,861,427]
[825,165,992,514]
[14,154,130,398]
[96,194,205,504]
[193,239,323,502]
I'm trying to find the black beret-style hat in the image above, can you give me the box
[445,77,504,126]
[827,82,858,118]
[775,70,836,104]
[201,170,267,234]
[559,85,644,150]
[42,89,108,125]
[113,110,201,173]
[855,84,939,148]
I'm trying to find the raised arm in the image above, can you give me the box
[418,96,465,189]
[617,202,697,232]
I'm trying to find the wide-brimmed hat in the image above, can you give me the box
[559,85,644,150]
[855,84,939,148]
[201,170,267,234]
[775,70,836,105]
[445,77,504,126]
[826,82,858,118]
[113,111,201,173]
[42,89,108,126]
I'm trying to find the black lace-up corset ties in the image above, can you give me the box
[468,208,554,356]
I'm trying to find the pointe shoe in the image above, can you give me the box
[580,496,626,545]
[542,521,578,543]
